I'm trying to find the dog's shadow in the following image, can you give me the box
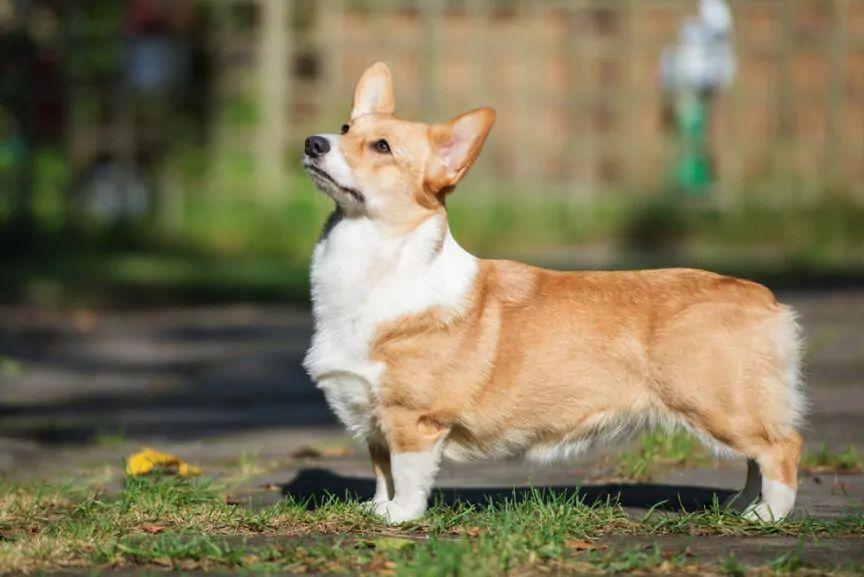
[281,468,735,513]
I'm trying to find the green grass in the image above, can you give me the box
[93,429,127,449]
[0,356,23,378]
[1,250,312,307]
[720,554,748,577]
[770,545,808,574]
[1,475,862,575]
[801,445,863,475]
[619,433,863,481]
[616,428,710,481]
[582,542,687,574]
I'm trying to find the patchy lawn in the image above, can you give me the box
[1,472,862,576]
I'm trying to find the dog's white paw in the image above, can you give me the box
[743,502,778,522]
[372,498,426,524]
[360,498,389,513]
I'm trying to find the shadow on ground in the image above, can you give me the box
[1,291,863,449]
[281,468,736,513]
[0,308,335,444]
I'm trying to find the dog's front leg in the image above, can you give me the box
[374,408,448,524]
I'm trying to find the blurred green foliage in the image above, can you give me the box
[6,149,864,309]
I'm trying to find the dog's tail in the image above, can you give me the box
[776,304,806,430]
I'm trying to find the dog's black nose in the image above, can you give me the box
[305,136,330,158]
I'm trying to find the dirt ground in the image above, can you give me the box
[0,289,862,572]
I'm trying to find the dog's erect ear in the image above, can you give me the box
[427,108,496,193]
[351,62,395,120]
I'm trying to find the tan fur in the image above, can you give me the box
[337,65,495,225]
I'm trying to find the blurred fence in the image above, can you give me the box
[8,0,864,237]
[200,0,864,205]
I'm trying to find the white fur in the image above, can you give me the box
[444,407,739,466]
[373,444,444,523]
[778,306,807,429]
[313,135,357,189]
[372,471,392,504]
[303,136,367,214]
[303,211,477,439]
[745,477,796,521]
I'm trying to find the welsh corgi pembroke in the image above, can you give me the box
[302,62,804,524]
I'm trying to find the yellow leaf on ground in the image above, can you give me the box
[125,447,202,477]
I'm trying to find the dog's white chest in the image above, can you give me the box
[303,217,387,437]
[304,307,384,438]
[303,213,478,438]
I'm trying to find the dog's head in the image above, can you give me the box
[303,62,495,224]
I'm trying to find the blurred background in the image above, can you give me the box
[0,1,863,460]
[2,0,864,308]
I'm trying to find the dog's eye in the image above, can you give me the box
[372,139,391,154]
[340,124,350,135]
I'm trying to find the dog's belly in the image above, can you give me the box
[442,429,598,463]
[440,404,661,464]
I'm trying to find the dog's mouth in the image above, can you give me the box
[304,162,365,204]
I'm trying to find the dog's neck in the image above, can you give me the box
[310,208,478,325]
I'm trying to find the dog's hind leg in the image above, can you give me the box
[743,431,803,521]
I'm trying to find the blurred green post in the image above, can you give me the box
[673,90,711,197]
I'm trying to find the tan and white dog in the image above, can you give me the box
[302,62,805,524]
